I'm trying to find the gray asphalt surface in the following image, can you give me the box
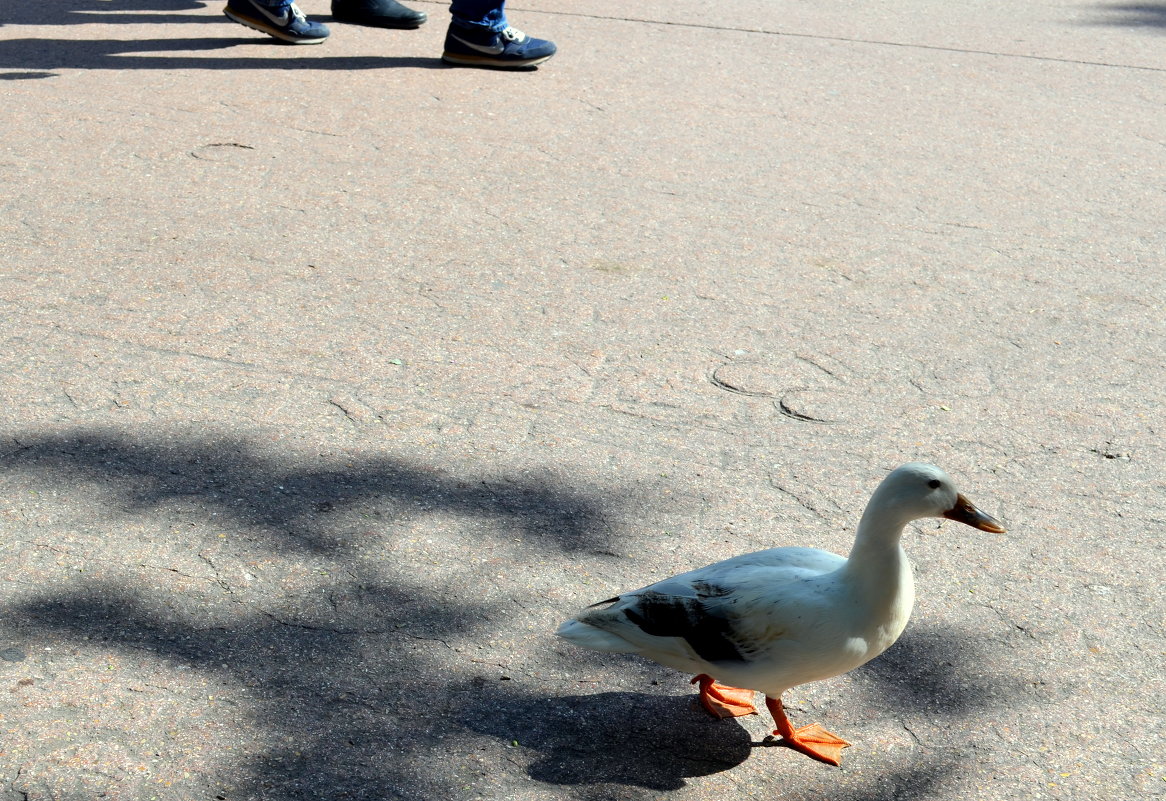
[1,1,1164,800]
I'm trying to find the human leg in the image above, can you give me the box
[224,0,330,43]
[332,0,427,29]
[442,0,556,68]
[448,0,507,29]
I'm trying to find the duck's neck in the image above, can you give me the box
[841,504,915,620]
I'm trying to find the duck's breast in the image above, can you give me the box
[712,557,914,694]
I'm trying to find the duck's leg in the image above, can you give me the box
[691,674,758,718]
[764,696,851,767]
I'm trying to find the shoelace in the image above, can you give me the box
[286,2,308,23]
[500,26,527,43]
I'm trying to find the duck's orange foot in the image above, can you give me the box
[691,674,758,718]
[773,723,851,767]
[764,696,851,766]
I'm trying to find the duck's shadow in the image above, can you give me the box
[462,688,757,790]
[463,624,1029,791]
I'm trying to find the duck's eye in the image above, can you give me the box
[927,479,942,489]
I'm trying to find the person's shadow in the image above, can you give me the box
[1083,3,1166,31]
[3,0,219,27]
[0,0,446,78]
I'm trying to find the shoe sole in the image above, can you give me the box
[332,12,426,29]
[441,51,553,69]
[224,8,329,44]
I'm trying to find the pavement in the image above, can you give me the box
[1,1,1164,800]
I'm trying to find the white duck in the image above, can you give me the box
[556,463,1004,766]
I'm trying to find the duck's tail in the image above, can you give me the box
[554,618,636,653]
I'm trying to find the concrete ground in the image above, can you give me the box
[1,1,1163,799]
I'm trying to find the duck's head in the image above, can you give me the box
[873,463,1006,533]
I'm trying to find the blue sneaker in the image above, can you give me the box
[442,23,556,69]
[224,0,330,44]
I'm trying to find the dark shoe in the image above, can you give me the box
[441,23,556,69]
[331,0,426,29]
[224,0,330,43]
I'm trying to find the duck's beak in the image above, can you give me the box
[943,493,1006,533]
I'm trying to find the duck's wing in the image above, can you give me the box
[556,579,742,669]
[617,582,750,663]
[558,547,844,670]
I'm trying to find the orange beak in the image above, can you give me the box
[943,493,1006,533]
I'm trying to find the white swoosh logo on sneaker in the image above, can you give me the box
[450,32,505,56]
[257,5,291,25]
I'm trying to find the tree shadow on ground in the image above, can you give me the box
[1,427,1025,800]
[3,429,610,556]
[854,623,1029,716]
[1,427,622,798]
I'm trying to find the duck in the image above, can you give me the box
[556,463,1005,766]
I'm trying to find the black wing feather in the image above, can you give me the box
[621,581,743,663]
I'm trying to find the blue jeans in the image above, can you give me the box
[259,0,507,31]
[449,0,506,30]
